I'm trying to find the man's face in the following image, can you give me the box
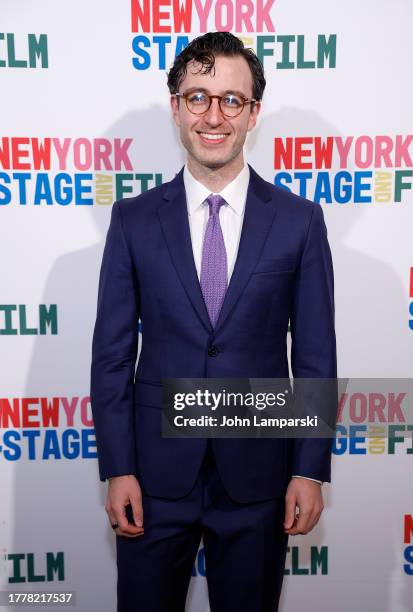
[170,54,261,170]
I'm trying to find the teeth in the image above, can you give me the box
[200,132,227,140]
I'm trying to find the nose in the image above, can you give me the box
[203,97,225,126]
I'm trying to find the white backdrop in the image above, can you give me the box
[1,1,412,610]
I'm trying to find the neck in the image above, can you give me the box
[186,153,245,192]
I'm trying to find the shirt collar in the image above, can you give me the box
[183,161,250,216]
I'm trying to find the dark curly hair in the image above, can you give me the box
[167,32,266,104]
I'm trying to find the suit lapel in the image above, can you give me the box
[158,167,213,334]
[158,164,277,337]
[213,164,276,334]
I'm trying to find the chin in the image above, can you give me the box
[202,159,228,169]
[197,151,234,168]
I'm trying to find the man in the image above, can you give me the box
[91,31,336,612]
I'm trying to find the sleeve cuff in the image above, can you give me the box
[292,475,323,485]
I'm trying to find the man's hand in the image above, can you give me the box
[105,475,144,538]
[284,477,324,535]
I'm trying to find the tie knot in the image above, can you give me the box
[206,194,226,216]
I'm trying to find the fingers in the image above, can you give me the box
[287,506,322,535]
[289,507,312,536]
[283,492,297,531]
[284,480,324,536]
[105,476,145,538]
[112,503,144,537]
[284,504,323,535]
[130,493,144,529]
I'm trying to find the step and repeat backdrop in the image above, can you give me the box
[1,1,412,610]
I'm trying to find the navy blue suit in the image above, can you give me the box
[91,164,336,610]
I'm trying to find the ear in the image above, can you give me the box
[170,95,181,127]
[247,100,261,132]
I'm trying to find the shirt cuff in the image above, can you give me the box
[292,475,323,485]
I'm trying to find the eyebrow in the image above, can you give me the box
[182,86,248,98]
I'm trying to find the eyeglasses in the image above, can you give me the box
[174,91,258,118]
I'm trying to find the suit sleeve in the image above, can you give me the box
[90,201,140,481]
[290,203,337,483]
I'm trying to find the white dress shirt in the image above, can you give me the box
[183,162,322,486]
[183,161,249,281]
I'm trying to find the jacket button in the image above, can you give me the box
[208,345,219,357]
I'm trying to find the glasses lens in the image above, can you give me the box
[185,92,245,116]
[186,92,210,114]
[220,94,244,117]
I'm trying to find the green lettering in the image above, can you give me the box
[318,34,337,68]
[276,35,295,69]
[7,33,27,68]
[39,304,58,335]
[47,552,65,581]
[297,35,315,69]
[28,34,48,68]
[0,305,17,335]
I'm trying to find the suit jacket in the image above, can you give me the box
[90,163,337,503]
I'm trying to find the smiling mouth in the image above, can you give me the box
[197,131,230,143]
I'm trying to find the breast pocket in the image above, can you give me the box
[251,257,296,275]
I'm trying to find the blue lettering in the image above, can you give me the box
[82,429,97,458]
[314,171,332,203]
[3,430,21,459]
[43,430,61,459]
[0,172,11,204]
[332,425,347,455]
[153,36,171,70]
[74,174,93,205]
[354,171,372,203]
[22,430,41,459]
[274,172,292,192]
[54,173,73,205]
[295,172,312,197]
[132,36,151,70]
[62,429,80,458]
[334,171,352,204]
[175,36,189,57]
[349,425,367,454]
[404,546,413,575]
[34,173,52,205]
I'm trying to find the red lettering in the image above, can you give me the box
[404,515,413,544]
[274,137,292,170]
[131,0,151,32]
[41,397,60,427]
[295,137,312,170]
[21,398,40,428]
[314,137,333,169]
[0,398,20,428]
[32,138,51,170]
[12,137,30,170]
[173,0,192,32]
[153,0,171,32]
[0,137,10,170]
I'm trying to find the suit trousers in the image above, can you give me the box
[116,440,289,612]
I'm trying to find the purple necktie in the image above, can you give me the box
[200,194,228,328]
